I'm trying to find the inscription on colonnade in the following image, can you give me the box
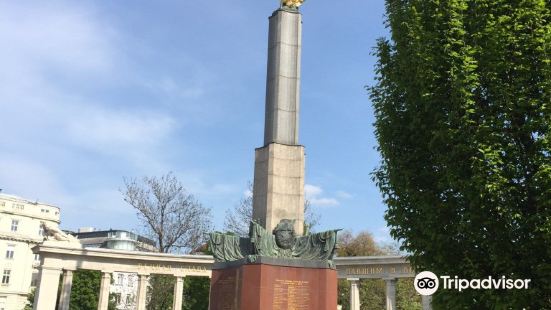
[138,263,209,274]
[340,264,414,279]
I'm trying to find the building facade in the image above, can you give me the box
[72,229,157,252]
[0,194,60,310]
[72,228,157,310]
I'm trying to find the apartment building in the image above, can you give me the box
[0,193,60,310]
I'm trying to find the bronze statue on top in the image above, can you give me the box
[209,219,340,267]
[281,0,305,10]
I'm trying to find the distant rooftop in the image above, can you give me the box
[73,228,156,247]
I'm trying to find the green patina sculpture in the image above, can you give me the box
[209,219,340,266]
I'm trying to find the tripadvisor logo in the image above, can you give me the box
[414,271,439,295]
[414,271,531,296]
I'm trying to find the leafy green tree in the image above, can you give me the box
[146,275,174,310]
[397,278,422,310]
[69,270,116,310]
[336,231,421,309]
[371,0,550,308]
[24,288,35,310]
[145,274,210,310]
[182,276,210,310]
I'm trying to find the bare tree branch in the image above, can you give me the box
[224,181,321,236]
[122,172,212,253]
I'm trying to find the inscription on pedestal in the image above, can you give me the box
[273,279,310,310]
[217,276,237,310]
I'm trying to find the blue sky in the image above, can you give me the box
[0,1,391,243]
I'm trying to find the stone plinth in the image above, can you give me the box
[252,143,305,235]
[209,261,336,310]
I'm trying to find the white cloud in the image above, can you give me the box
[144,76,205,100]
[0,1,180,171]
[0,1,254,232]
[0,2,183,231]
[309,197,339,207]
[0,1,115,77]
[66,107,176,152]
[336,190,353,199]
[304,184,322,198]
[305,183,340,207]
[0,155,75,208]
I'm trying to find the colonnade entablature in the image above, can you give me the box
[32,243,214,310]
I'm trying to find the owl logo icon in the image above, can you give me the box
[414,271,439,295]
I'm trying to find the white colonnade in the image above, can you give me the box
[335,256,432,310]
[32,244,213,310]
[346,277,432,310]
[33,245,431,310]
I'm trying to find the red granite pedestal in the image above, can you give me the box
[209,262,337,310]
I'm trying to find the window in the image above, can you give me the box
[126,294,134,305]
[114,293,121,304]
[38,223,44,236]
[5,245,14,259]
[10,220,18,232]
[116,274,124,285]
[34,254,40,262]
[0,201,5,207]
[2,269,11,284]
[12,203,24,211]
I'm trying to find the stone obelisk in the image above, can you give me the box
[209,3,338,309]
[252,5,305,235]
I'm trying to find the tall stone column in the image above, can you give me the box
[136,274,149,310]
[253,7,305,235]
[348,278,360,310]
[263,8,302,146]
[97,272,111,310]
[385,278,397,310]
[33,266,61,310]
[422,295,432,310]
[172,276,185,310]
[58,269,74,310]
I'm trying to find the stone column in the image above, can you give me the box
[385,278,397,310]
[136,274,149,310]
[252,7,305,235]
[58,269,74,310]
[264,8,302,146]
[348,278,360,310]
[422,295,432,310]
[172,276,185,310]
[97,272,111,310]
[33,266,61,310]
